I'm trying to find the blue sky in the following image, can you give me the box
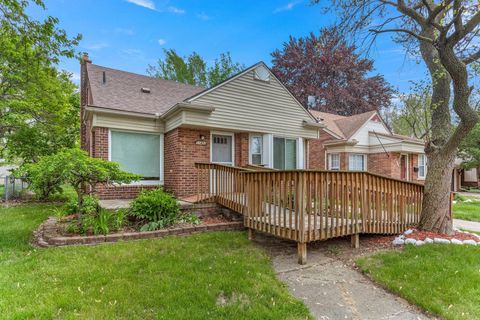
[31,0,427,94]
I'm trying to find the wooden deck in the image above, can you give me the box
[195,163,424,264]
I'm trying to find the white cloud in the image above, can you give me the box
[166,6,185,14]
[125,0,156,10]
[196,12,210,21]
[158,39,167,45]
[274,1,302,13]
[114,27,134,36]
[84,42,109,50]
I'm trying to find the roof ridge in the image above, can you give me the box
[88,63,206,90]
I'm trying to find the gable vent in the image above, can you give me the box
[141,87,151,93]
[254,65,270,82]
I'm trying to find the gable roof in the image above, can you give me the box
[86,64,205,115]
[310,110,383,139]
[186,61,318,123]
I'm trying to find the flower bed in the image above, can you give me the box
[33,214,244,247]
[392,228,480,246]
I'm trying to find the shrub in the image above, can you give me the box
[19,148,140,218]
[130,188,179,230]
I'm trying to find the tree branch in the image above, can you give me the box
[369,28,434,44]
[462,49,480,65]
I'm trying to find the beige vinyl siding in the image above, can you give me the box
[188,69,319,139]
[164,111,184,132]
[93,113,164,133]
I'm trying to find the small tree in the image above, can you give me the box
[20,148,140,212]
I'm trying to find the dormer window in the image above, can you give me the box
[254,65,270,82]
[141,87,151,93]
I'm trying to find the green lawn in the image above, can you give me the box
[0,204,310,319]
[453,197,480,222]
[358,245,480,320]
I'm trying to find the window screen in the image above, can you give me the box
[110,131,160,179]
[328,154,340,170]
[348,154,366,171]
[250,135,262,165]
[418,154,426,178]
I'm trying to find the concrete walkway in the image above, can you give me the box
[457,192,480,199]
[454,219,480,233]
[257,236,430,320]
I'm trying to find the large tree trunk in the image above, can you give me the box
[419,150,456,233]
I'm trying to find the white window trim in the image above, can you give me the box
[327,153,340,170]
[348,153,367,171]
[418,154,426,180]
[210,131,235,166]
[108,129,164,186]
[249,133,263,165]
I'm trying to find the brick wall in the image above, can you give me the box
[235,132,249,167]
[164,127,211,197]
[308,131,339,169]
[92,127,109,160]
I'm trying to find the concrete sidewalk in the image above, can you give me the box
[454,219,480,233]
[257,236,430,320]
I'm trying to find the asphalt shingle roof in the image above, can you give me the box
[86,63,205,115]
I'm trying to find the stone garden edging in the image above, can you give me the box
[392,228,480,247]
[33,217,245,248]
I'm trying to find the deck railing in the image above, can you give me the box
[195,163,251,213]
[242,170,424,242]
[195,164,424,264]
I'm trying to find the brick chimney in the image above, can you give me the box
[80,52,91,152]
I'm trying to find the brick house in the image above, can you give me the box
[308,110,427,183]
[80,54,324,199]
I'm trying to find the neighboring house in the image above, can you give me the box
[80,54,323,199]
[452,159,480,191]
[308,110,427,183]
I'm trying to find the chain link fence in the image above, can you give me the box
[2,176,28,201]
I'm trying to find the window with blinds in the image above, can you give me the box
[110,131,160,179]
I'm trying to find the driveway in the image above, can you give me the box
[256,235,431,320]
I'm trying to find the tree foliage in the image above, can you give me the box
[0,0,81,162]
[313,0,480,233]
[391,82,432,139]
[271,27,393,115]
[459,118,480,170]
[19,148,140,208]
[147,49,245,87]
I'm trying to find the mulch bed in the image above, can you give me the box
[405,229,479,242]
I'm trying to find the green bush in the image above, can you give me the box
[130,189,179,230]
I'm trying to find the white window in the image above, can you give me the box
[418,154,426,179]
[250,135,263,165]
[273,137,297,170]
[110,130,161,180]
[348,154,366,171]
[328,153,340,170]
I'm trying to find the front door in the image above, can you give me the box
[210,134,234,193]
[211,134,233,165]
